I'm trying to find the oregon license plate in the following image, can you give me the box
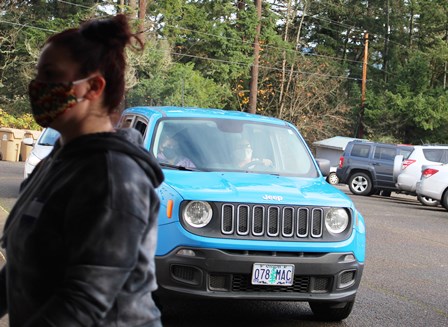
[251,263,294,286]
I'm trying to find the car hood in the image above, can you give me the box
[161,170,352,207]
[32,145,54,160]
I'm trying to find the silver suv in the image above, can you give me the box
[393,145,448,206]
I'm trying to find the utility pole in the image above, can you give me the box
[357,32,369,139]
[248,0,262,114]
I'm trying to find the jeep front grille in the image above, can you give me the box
[221,204,323,239]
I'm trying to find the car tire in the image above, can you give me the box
[327,172,339,185]
[309,300,354,321]
[441,191,448,210]
[417,194,439,207]
[348,172,372,196]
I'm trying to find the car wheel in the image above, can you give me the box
[348,172,372,196]
[327,172,339,185]
[441,191,448,210]
[309,300,355,321]
[417,195,439,207]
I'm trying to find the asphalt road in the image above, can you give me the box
[0,161,447,326]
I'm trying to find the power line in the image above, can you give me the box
[0,20,56,33]
[56,0,400,76]
[305,13,411,50]
[161,23,365,66]
[154,47,365,82]
[1,1,392,80]
[57,0,91,9]
[55,0,369,67]
[0,15,364,82]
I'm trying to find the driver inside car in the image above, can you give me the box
[234,139,273,169]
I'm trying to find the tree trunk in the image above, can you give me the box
[408,5,414,47]
[129,0,137,18]
[248,0,262,114]
[281,1,307,119]
[137,0,147,45]
[383,0,390,83]
[278,0,292,117]
[445,28,448,89]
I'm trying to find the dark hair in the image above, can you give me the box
[46,14,143,113]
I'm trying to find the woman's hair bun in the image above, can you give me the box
[80,14,132,49]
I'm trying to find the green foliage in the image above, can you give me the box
[1,0,448,144]
[160,62,229,108]
[0,108,41,130]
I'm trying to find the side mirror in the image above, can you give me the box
[315,158,331,177]
[22,137,34,146]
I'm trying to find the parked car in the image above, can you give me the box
[416,163,448,210]
[336,140,413,196]
[326,166,339,185]
[393,145,448,206]
[117,106,366,321]
[23,127,60,178]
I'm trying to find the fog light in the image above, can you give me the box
[176,249,197,257]
[338,270,356,289]
[342,254,355,262]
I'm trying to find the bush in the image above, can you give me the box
[0,108,42,130]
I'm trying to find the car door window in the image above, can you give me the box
[134,120,148,137]
[120,116,134,128]
[374,147,395,161]
[350,144,370,158]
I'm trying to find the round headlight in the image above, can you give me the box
[183,201,213,228]
[325,208,349,234]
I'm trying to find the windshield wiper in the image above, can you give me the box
[159,162,199,171]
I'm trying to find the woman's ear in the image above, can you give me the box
[85,75,106,100]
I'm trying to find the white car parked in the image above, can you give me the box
[416,164,448,210]
[393,145,448,206]
[23,127,59,178]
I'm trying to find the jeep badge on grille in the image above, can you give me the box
[262,195,284,201]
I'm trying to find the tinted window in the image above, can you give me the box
[350,144,370,158]
[423,149,444,162]
[374,147,396,161]
[134,120,147,136]
[399,147,413,159]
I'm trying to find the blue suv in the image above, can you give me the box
[118,106,366,321]
[337,140,413,196]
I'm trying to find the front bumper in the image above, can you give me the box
[155,247,364,302]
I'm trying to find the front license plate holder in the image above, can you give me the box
[251,263,294,286]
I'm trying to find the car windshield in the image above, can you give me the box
[152,118,318,177]
[38,128,60,146]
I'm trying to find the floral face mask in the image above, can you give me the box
[28,77,90,127]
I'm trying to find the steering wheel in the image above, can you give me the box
[242,159,272,170]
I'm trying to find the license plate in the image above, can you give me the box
[251,263,294,286]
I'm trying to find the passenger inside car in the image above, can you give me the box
[157,134,196,168]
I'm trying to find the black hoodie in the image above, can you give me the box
[0,128,164,327]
